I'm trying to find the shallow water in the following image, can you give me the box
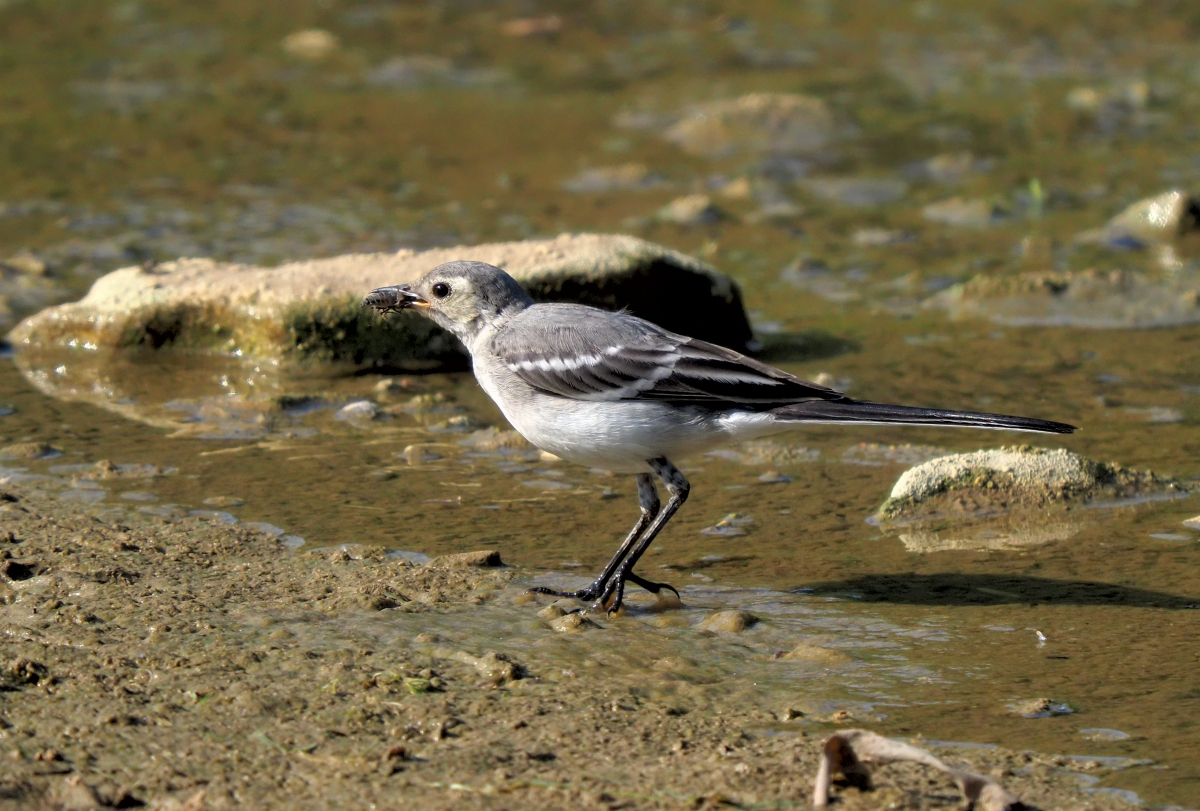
[3,0,1200,806]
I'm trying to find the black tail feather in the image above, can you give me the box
[772,399,1075,434]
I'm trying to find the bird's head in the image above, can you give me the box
[363,260,534,344]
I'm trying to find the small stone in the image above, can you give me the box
[1183,516,1200,531]
[538,450,562,463]
[413,632,441,643]
[562,163,664,193]
[801,177,907,208]
[3,250,49,276]
[500,14,563,37]
[757,470,791,484]
[657,195,725,226]
[374,377,410,395]
[1078,728,1131,742]
[700,513,754,536]
[0,441,60,460]
[402,444,440,465]
[851,228,911,247]
[548,613,599,633]
[282,29,339,61]
[922,196,1006,228]
[697,610,758,633]
[429,550,502,568]
[54,775,104,811]
[537,603,567,620]
[1011,698,1074,718]
[202,496,243,507]
[663,93,833,159]
[780,644,855,666]
[336,400,378,421]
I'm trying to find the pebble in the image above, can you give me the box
[922,196,1006,228]
[851,228,912,247]
[700,513,753,536]
[3,250,49,276]
[1184,516,1200,531]
[562,164,665,193]
[1011,698,1074,718]
[548,613,599,633]
[801,177,907,207]
[697,610,758,633]
[1079,728,1131,742]
[335,401,378,421]
[657,194,725,226]
[757,471,791,484]
[282,29,339,61]
[500,14,563,38]
[203,496,243,507]
[402,444,440,465]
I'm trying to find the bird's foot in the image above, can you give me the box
[596,568,680,616]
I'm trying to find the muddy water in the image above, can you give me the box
[4,0,1200,806]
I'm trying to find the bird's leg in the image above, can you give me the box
[527,473,660,602]
[598,458,689,615]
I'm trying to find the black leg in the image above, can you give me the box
[598,458,689,615]
[527,473,660,602]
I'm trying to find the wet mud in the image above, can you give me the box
[0,482,1156,810]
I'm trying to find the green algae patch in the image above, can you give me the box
[282,296,465,367]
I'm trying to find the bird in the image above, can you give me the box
[363,261,1075,614]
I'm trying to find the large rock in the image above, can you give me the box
[8,234,754,367]
[879,446,1187,521]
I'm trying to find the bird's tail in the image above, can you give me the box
[771,399,1075,434]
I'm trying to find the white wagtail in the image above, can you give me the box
[364,260,1075,613]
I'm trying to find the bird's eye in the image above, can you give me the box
[431,282,451,299]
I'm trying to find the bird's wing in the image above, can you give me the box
[489,304,844,408]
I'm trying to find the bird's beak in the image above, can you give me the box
[362,284,430,313]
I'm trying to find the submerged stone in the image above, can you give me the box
[926,268,1200,328]
[11,234,754,367]
[429,550,503,569]
[880,446,1186,521]
[697,610,758,633]
[663,93,834,159]
[656,194,726,226]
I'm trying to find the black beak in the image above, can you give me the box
[362,284,430,313]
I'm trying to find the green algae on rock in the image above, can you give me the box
[878,446,1188,521]
[8,233,754,368]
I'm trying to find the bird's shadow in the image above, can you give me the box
[753,330,858,363]
[802,573,1198,610]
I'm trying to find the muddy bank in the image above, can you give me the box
[0,482,1138,811]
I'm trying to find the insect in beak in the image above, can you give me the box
[362,284,430,313]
